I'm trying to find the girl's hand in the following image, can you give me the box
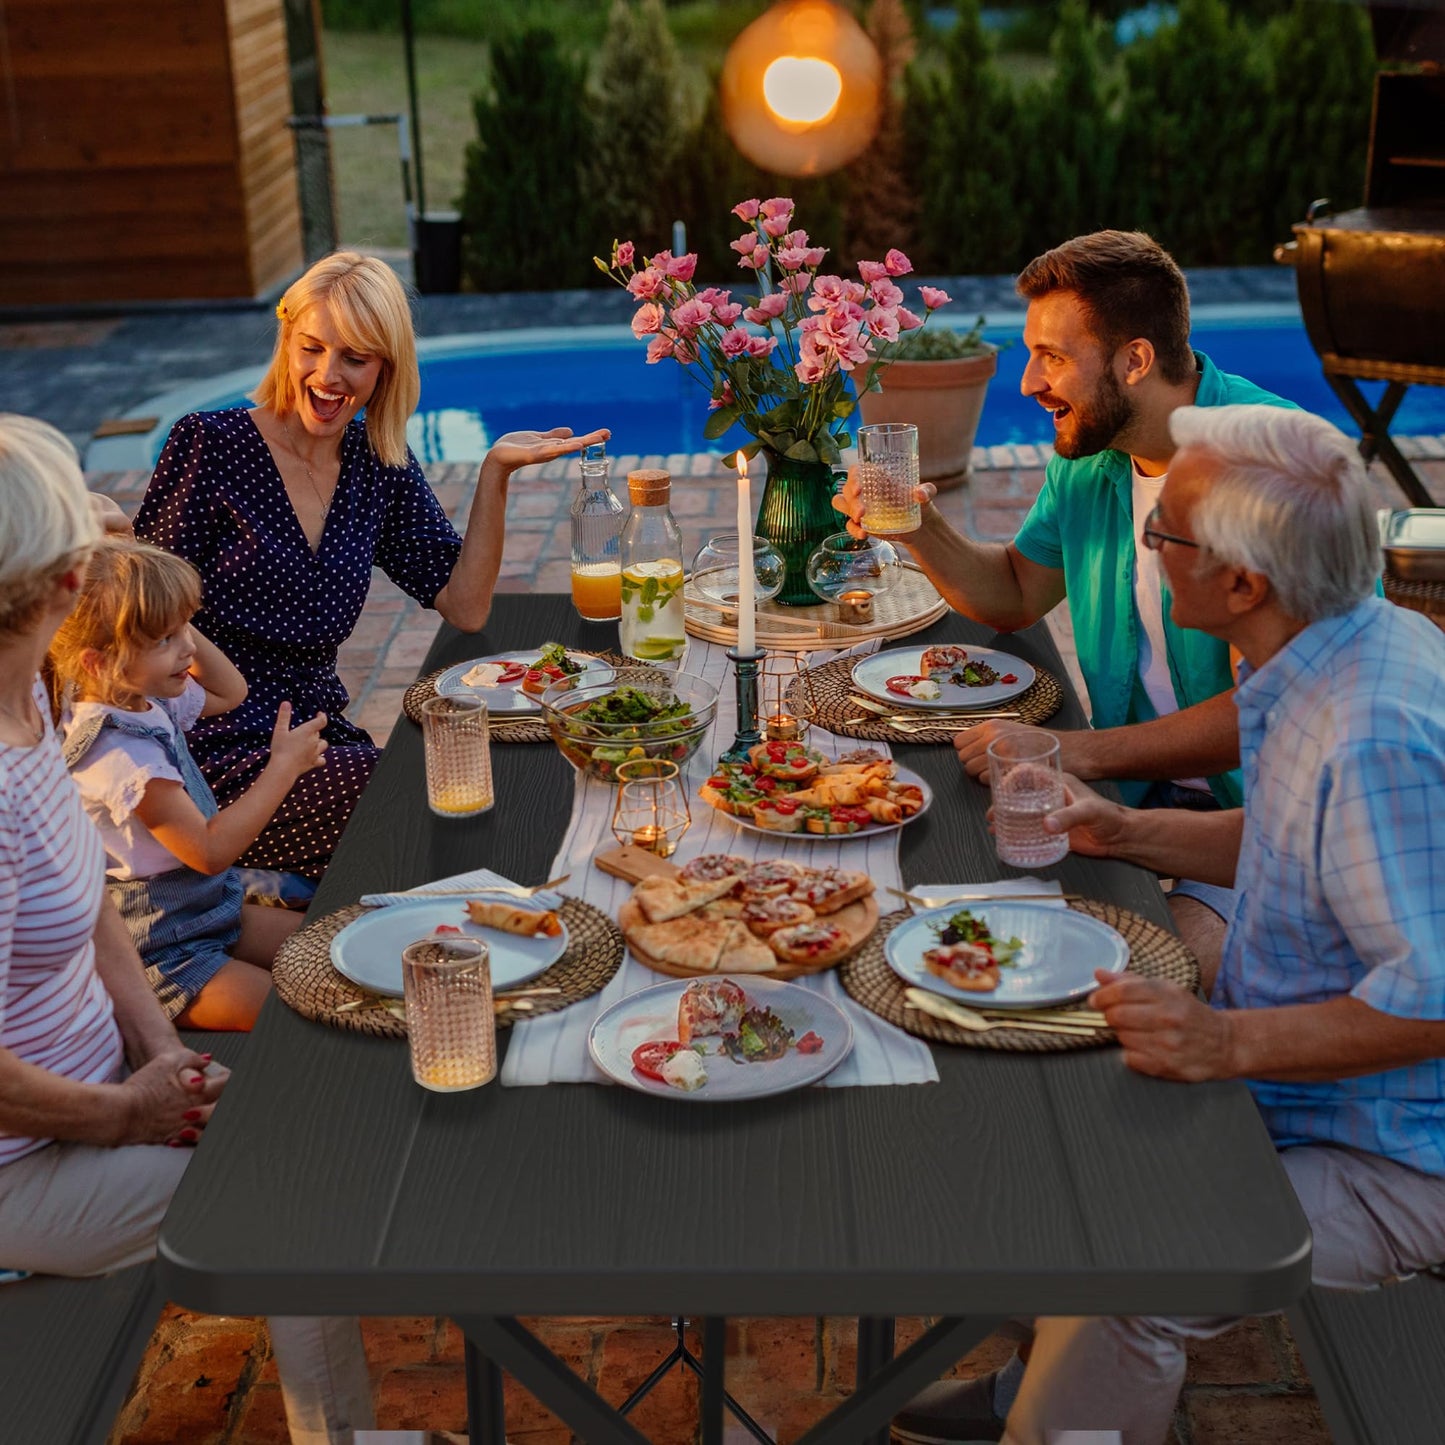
[485,427,611,477]
[270,701,328,778]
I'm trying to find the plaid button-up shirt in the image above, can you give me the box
[1216,598,1445,1176]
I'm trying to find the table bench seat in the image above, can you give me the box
[0,1032,246,1445]
[1290,1274,1445,1445]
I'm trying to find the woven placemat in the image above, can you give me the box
[787,655,1063,743]
[1385,571,1445,617]
[402,650,628,738]
[272,895,625,1037]
[839,900,1199,1053]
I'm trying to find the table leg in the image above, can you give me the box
[463,1338,506,1445]
[855,1317,897,1445]
[700,1317,726,1445]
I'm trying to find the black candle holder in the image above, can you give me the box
[720,647,767,764]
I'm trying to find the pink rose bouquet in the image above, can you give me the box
[595,197,951,468]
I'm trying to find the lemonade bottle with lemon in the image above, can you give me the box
[569,442,624,621]
[619,468,686,663]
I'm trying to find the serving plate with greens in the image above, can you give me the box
[436,645,613,714]
[884,902,1128,1008]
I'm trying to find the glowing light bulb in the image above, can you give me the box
[762,55,842,125]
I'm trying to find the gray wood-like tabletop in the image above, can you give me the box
[157,595,1310,1321]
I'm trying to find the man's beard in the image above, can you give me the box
[1051,366,1135,459]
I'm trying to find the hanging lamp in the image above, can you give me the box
[720,0,882,177]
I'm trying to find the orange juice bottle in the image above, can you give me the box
[569,442,624,621]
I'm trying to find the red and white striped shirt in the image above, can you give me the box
[0,681,122,1166]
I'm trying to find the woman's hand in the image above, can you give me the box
[88,493,133,537]
[484,427,612,479]
[114,1047,229,1147]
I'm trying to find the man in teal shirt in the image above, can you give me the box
[836,230,1293,967]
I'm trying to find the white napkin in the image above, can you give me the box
[909,878,1066,908]
[358,869,565,912]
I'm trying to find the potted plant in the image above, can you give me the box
[595,198,953,603]
[858,316,998,490]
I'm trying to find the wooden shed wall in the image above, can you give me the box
[0,0,304,304]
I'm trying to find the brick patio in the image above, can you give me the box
[89,452,1445,1445]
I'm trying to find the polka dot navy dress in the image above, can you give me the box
[135,409,462,879]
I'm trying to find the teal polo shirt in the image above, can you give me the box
[1012,352,1296,808]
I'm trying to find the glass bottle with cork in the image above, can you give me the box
[619,468,686,662]
[569,441,625,621]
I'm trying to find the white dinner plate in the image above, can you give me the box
[329,897,567,997]
[851,645,1036,710]
[884,902,1128,1008]
[434,651,614,715]
[588,977,853,1100]
[716,765,932,843]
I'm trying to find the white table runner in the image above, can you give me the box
[501,637,940,1088]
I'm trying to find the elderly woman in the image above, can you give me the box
[0,415,374,1443]
[135,251,607,879]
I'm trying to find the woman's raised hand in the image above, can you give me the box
[485,427,611,476]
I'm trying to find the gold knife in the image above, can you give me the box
[887,886,1085,906]
[904,988,1101,1036]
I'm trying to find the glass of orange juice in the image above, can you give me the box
[420,695,493,817]
[571,561,623,621]
[402,935,496,1090]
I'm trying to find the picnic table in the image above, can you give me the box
[156,594,1311,1444]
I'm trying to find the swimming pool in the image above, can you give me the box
[85,309,1445,471]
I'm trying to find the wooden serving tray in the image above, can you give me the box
[597,846,879,981]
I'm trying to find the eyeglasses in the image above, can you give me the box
[1141,504,1200,552]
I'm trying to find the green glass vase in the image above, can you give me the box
[755,451,845,606]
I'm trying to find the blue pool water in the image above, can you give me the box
[110,313,1445,468]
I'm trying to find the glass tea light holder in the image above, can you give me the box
[805,530,901,624]
[611,758,692,857]
[401,935,497,1091]
[761,650,816,743]
[420,695,494,818]
[690,533,785,627]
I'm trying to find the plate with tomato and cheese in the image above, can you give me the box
[435,644,614,714]
[851,644,1036,711]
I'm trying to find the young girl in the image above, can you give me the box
[48,538,329,1029]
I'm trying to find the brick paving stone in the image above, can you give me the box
[374,1364,468,1433]
[1185,1319,1280,1385]
[385,629,440,670]
[223,1380,291,1445]
[362,1316,447,1375]
[1185,1389,1333,1445]
[596,1323,702,1444]
[732,1317,821,1393]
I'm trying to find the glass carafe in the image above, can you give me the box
[569,442,625,621]
[619,469,686,662]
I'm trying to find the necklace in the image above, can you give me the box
[286,416,337,523]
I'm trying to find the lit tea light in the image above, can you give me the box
[765,712,801,742]
[837,589,875,624]
[631,824,668,854]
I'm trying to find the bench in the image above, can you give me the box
[1289,1274,1445,1445]
[0,1031,246,1445]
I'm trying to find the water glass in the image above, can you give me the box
[401,935,496,1091]
[420,695,493,818]
[988,731,1069,868]
[856,422,922,535]
[611,758,691,857]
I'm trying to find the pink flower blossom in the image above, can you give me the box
[869,279,904,309]
[895,306,924,331]
[670,297,711,334]
[760,213,791,238]
[745,292,788,322]
[730,231,761,258]
[719,327,753,359]
[796,352,830,385]
[809,275,848,309]
[865,307,901,342]
[709,380,736,410]
[782,229,809,249]
[737,244,770,271]
[919,286,953,310]
[858,259,889,284]
[615,240,634,268]
[631,302,665,338]
[732,198,760,221]
[645,334,675,363]
[627,267,666,300]
[694,287,726,309]
[884,248,913,277]
[808,312,871,372]
[713,301,743,326]
[760,196,794,221]
[776,246,812,272]
[674,337,698,365]
[648,250,673,271]
[804,247,826,268]
[666,252,698,282]
[780,272,811,294]
[746,335,777,359]
[841,279,867,304]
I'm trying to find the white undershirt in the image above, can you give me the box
[1131,464,1211,794]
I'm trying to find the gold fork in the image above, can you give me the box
[360,873,571,901]
[904,988,1102,1036]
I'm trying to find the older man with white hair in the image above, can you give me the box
[892,404,1445,1445]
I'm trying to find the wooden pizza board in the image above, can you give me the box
[597,846,880,981]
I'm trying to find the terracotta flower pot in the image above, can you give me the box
[857,349,998,491]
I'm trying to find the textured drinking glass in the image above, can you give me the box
[420,695,493,818]
[856,422,922,535]
[611,759,691,856]
[988,731,1069,867]
[401,935,496,1091]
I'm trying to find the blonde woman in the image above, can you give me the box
[0,414,373,1444]
[136,250,608,879]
